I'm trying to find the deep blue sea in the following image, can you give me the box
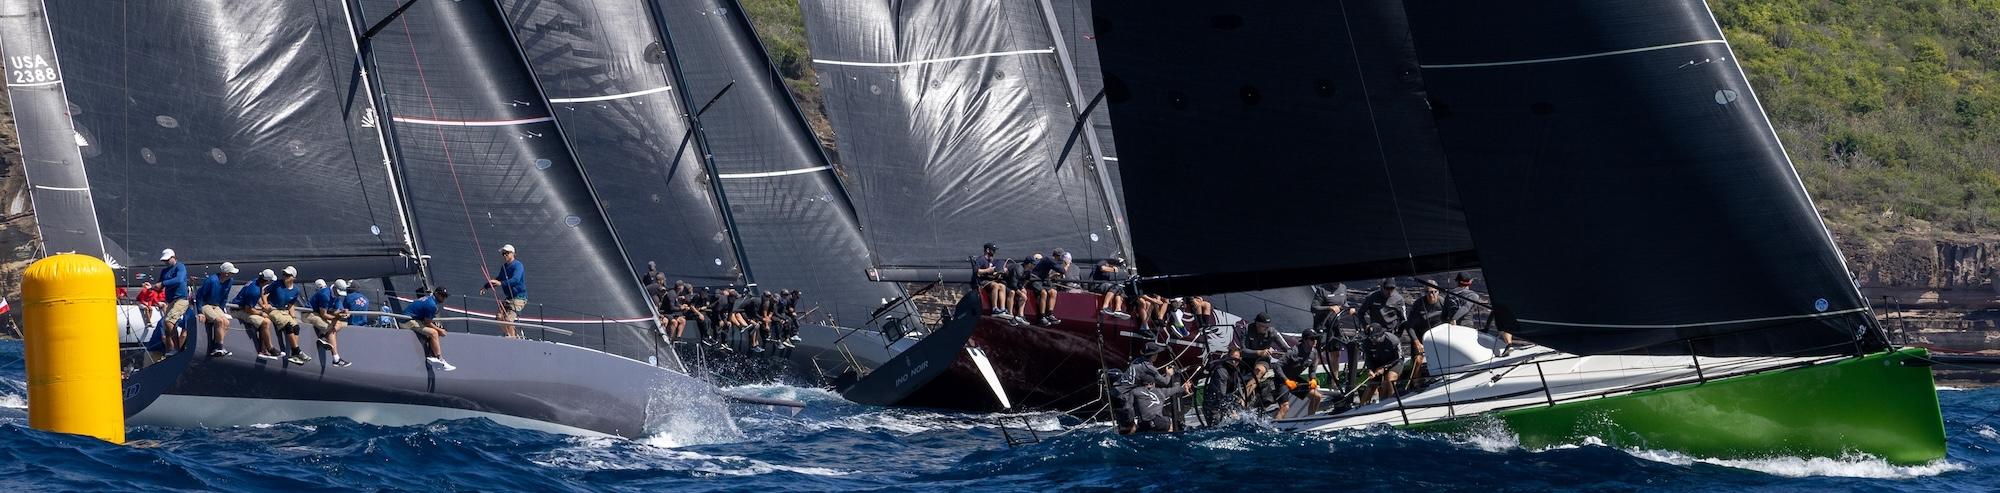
[0,340,1993,492]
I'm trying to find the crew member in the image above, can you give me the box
[974,243,1010,317]
[136,281,165,338]
[158,249,189,355]
[1360,279,1405,331]
[343,287,374,327]
[1362,326,1404,404]
[309,280,353,367]
[1275,331,1324,417]
[486,244,527,339]
[262,266,305,360]
[1092,257,1130,320]
[194,262,239,357]
[1200,348,1247,424]
[1031,248,1071,326]
[402,287,454,371]
[1004,255,1038,321]
[1238,313,1291,365]
[231,269,277,360]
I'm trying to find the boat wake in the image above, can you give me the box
[533,436,851,477]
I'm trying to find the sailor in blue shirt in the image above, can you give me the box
[262,266,307,361]
[157,249,190,355]
[304,279,353,367]
[230,269,279,360]
[194,262,239,357]
[343,290,373,327]
[485,244,527,338]
[402,287,455,371]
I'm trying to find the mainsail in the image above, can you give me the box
[355,0,661,361]
[1090,1,1477,297]
[654,0,902,322]
[1401,1,1877,356]
[19,0,413,280]
[492,0,742,286]
[800,0,1128,270]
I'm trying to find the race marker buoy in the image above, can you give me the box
[23,253,124,444]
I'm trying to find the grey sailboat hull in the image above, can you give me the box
[125,321,725,438]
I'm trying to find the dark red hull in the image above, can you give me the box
[893,291,1216,413]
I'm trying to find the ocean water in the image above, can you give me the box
[0,341,1994,492]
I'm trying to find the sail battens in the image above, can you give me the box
[811,48,1055,68]
[32,185,89,192]
[390,115,553,126]
[6,79,61,88]
[547,85,672,103]
[1419,39,1727,69]
[715,166,830,179]
[1521,307,1871,330]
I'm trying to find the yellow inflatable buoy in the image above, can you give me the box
[22,253,123,444]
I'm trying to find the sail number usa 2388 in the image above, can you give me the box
[7,54,58,85]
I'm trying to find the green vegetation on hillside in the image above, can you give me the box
[1713,0,2000,238]
[738,0,833,146]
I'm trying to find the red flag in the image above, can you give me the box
[0,298,11,315]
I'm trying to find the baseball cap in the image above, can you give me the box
[159,249,176,261]
[219,262,239,274]
[259,269,276,281]
[334,279,350,294]
[313,279,327,290]
[500,244,516,254]
[282,266,297,277]
[1253,312,1272,324]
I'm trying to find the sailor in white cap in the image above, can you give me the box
[194,262,240,357]
[157,248,190,355]
[231,269,279,360]
[305,279,354,367]
[262,266,307,362]
[486,244,527,338]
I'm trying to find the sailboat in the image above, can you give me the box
[1090,0,1945,464]
[795,0,1255,412]
[487,0,981,393]
[0,0,752,438]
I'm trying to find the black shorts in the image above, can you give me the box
[1367,355,1398,371]
[1035,279,1060,291]
[1090,282,1118,295]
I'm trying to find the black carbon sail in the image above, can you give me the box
[653,0,901,322]
[20,0,414,279]
[492,0,743,287]
[1401,1,1876,356]
[800,0,1128,270]
[355,0,661,361]
[0,0,106,262]
[1090,1,1477,296]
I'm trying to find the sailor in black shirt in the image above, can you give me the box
[1031,249,1071,325]
[1238,312,1292,365]
[1362,326,1404,404]
[1091,257,1131,320]
[974,243,1010,317]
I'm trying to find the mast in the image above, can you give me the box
[340,0,428,281]
[643,0,758,291]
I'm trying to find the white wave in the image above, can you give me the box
[0,393,24,409]
[1197,436,1253,451]
[723,383,844,403]
[1978,424,1998,443]
[534,436,849,477]
[1623,448,1964,478]
[1935,386,1967,391]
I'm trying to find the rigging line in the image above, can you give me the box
[396,12,498,304]
[1418,40,1728,69]
[1520,307,1870,329]
[1335,0,1420,276]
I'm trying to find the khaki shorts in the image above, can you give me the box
[501,297,527,317]
[163,299,190,327]
[268,309,300,333]
[200,305,227,324]
[400,319,438,337]
[231,309,268,329]
[304,313,344,335]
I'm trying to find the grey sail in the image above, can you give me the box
[1400,0,1877,356]
[800,0,1128,270]
[23,0,414,280]
[492,0,743,286]
[1090,1,1478,297]
[356,0,663,362]
[653,0,902,323]
[0,0,107,262]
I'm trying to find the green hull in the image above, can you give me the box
[1406,348,1947,464]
